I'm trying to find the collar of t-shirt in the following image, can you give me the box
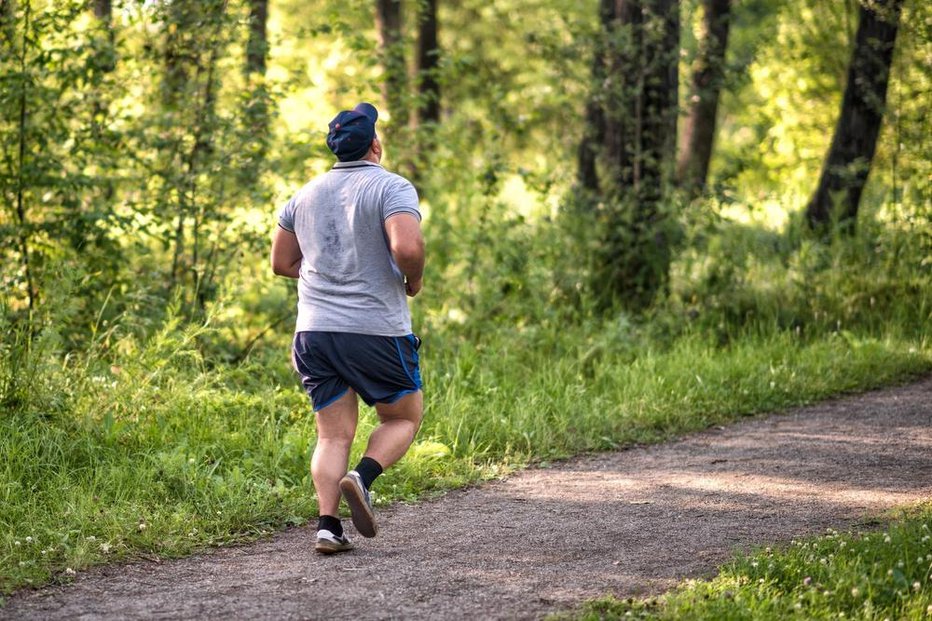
[332,160,382,171]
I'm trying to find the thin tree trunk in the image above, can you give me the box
[185,3,225,312]
[93,0,111,19]
[93,0,115,70]
[375,0,408,139]
[15,0,35,314]
[411,0,439,185]
[241,0,270,180]
[91,0,115,141]
[676,0,731,197]
[162,1,189,111]
[805,0,903,232]
[165,1,193,287]
[245,0,268,77]
[415,0,439,128]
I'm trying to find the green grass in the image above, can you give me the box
[565,504,932,620]
[1,318,929,593]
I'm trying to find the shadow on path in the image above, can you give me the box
[3,377,931,620]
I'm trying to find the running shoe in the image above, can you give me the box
[315,529,354,554]
[339,470,378,538]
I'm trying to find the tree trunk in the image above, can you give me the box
[242,0,270,179]
[594,0,680,310]
[805,0,903,232]
[162,2,189,110]
[91,0,116,122]
[411,0,439,185]
[415,0,440,128]
[576,0,614,195]
[93,0,114,57]
[602,0,641,191]
[375,0,408,140]
[14,0,35,313]
[676,0,731,197]
[245,0,268,77]
[638,0,680,202]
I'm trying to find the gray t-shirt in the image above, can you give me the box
[278,160,421,336]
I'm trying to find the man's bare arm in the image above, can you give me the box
[271,226,303,279]
[384,213,425,297]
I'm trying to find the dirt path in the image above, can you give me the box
[4,377,932,620]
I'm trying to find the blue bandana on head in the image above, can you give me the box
[326,103,379,162]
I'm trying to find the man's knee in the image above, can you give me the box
[316,434,355,448]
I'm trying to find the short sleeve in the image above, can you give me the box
[382,178,421,222]
[278,197,297,232]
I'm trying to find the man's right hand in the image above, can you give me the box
[405,277,422,297]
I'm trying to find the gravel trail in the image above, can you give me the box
[3,376,931,620]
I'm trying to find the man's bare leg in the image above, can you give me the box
[312,389,358,518]
[366,390,424,467]
[340,391,423,537]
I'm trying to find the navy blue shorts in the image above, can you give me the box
[292,331,423,411]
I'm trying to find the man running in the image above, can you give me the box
[270,102,425,554]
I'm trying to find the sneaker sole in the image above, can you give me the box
[315,540,354,555]
[340,476,378,538]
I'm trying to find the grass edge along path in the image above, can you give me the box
[1,331,930,595]
[562,503,932,621]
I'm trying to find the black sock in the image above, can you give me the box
[354,456,383,490]
[318,515,343,537]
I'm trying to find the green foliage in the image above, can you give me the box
[0,0,125,319]
[711,0,930,205]
[565,505,932,620]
